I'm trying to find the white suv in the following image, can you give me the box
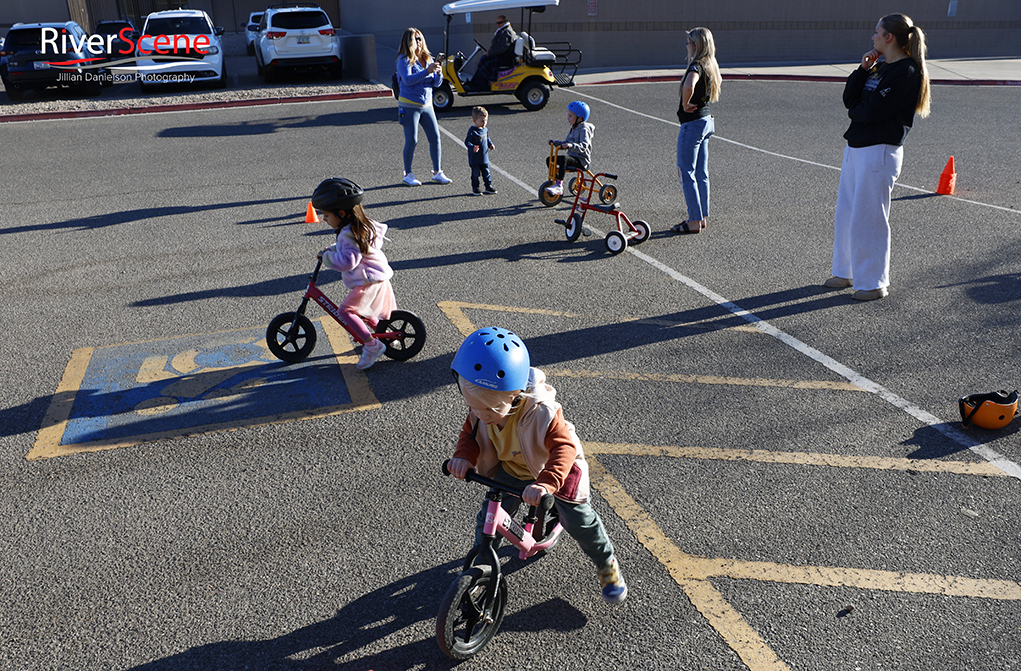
[255,4,342,83]
[135,9,227,92]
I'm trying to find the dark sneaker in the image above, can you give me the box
[598,557,628,604]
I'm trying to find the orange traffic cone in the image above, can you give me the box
[305,201,319,223]
[936,157,956,195]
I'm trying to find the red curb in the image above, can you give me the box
[0,87,393,123]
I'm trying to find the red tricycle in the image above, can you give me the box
[266,259,426,364]
[553,167,650,255]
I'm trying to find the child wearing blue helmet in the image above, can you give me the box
[447,327,627,604]
[544,101,594,199]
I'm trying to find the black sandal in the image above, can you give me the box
[671,221,700,234]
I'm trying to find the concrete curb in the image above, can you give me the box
[1,72,1017,123]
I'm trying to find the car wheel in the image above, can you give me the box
[215,62,228,89]
[246,42,255,56]
[517,79,550,111]
[139,78,155,94]
[263,64,277,84]
[5,86,24,101]
[328,62,343,80]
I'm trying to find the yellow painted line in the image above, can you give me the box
[437,300,581,337]
[26,320,380,460]
[548,368,864,392]
[27,347,94,461]
[584,442,1008,477]
[589,456,792,671]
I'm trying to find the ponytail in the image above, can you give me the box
[881,14,931,117]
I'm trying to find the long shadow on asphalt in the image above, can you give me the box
[157,108,393,138]
[123,556,586,670]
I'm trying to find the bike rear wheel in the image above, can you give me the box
[375,309,426,361]
[436,566,507,660]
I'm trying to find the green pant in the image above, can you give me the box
[474,465,615,569]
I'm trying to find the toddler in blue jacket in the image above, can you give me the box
[464,106,497,196]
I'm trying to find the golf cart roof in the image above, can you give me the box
[442,0,559,16]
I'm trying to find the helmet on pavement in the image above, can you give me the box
[451,327,530,392]
[567,100,590,122]
[958,389,1018,430]
[311,178,363,213]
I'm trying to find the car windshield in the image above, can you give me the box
[271,11,329,30]
[96,22,132,35]
[144,17,211,36]
[4,29,44,49]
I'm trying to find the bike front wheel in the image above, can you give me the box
[436,566,507,660]
[375,309,426,361]
[266,312,317,363]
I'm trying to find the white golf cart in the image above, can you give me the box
[435,0,581,112]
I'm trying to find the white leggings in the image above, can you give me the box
[831,144,903,291]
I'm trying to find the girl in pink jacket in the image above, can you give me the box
[312,178,396,370]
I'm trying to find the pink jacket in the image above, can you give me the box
[322,220,394,289]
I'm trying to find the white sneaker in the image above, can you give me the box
[432,170,452,184]
[356,338,387,369]
[545,183,563,197]
[403,172,421,186]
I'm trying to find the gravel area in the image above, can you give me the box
[0,32,389,118]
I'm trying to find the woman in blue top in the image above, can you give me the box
[672,27,721,235]
[396,28,451,187]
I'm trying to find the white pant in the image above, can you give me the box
[831,144,903,291]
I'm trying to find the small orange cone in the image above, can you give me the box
[305,201,319,223]
[936,157,956,195]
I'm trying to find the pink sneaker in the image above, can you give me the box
[356,338,386,369]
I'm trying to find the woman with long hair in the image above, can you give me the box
[395,28,451,186]
[826,14,931,300]
[672,27,721,235]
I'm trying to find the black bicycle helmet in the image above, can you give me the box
[311,178,364,212]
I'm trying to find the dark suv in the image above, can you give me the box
[1,21,105,100]
[94,19,138,63]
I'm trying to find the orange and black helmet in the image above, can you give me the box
[958,390,1018,430]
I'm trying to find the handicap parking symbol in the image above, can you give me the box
[29,320,379,460]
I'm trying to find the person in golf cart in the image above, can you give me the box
[467,15,517,90]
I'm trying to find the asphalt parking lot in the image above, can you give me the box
[0,69,1019,671]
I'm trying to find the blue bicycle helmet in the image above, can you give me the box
[451,327,530,392]
[567,100,590,122]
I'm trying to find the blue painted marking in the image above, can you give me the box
[60,323,352,445]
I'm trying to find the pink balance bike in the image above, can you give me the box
[266,259,426,364]
[437,459,564,659]
[554,166,650,255]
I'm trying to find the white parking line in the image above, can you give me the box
[436,118,1021,480]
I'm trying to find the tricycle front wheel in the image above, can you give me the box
[437,566,507,660]
[266,312,317,363]
[538,180,562,207]
[375,310,426,361]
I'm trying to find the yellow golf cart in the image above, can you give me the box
[435,0,580,112]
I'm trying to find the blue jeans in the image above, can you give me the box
[399,105,441,175]
[473,466,615,569]
[677,115,714,222]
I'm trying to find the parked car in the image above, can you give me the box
[135,9,227,92]
[243,12,264,56]
[254,4,342,83]
[1,21,105,101]
[94,19,137,62]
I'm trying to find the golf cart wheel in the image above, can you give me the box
[605,231,627,255]
[538,180,561,207]
[436,566,507,660]
[631,219,651,245]
[599,183,618,204]
[266,312,317,363]
[433,81,454,111]
[565,213,583,242]
[517,79,549,111]
[375,310,426,361]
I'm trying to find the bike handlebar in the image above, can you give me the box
[442,460,556,514]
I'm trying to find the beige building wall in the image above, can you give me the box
[340,0,1020,67]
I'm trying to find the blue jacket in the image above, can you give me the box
[396,55,441,109]
[464,125,494,165]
